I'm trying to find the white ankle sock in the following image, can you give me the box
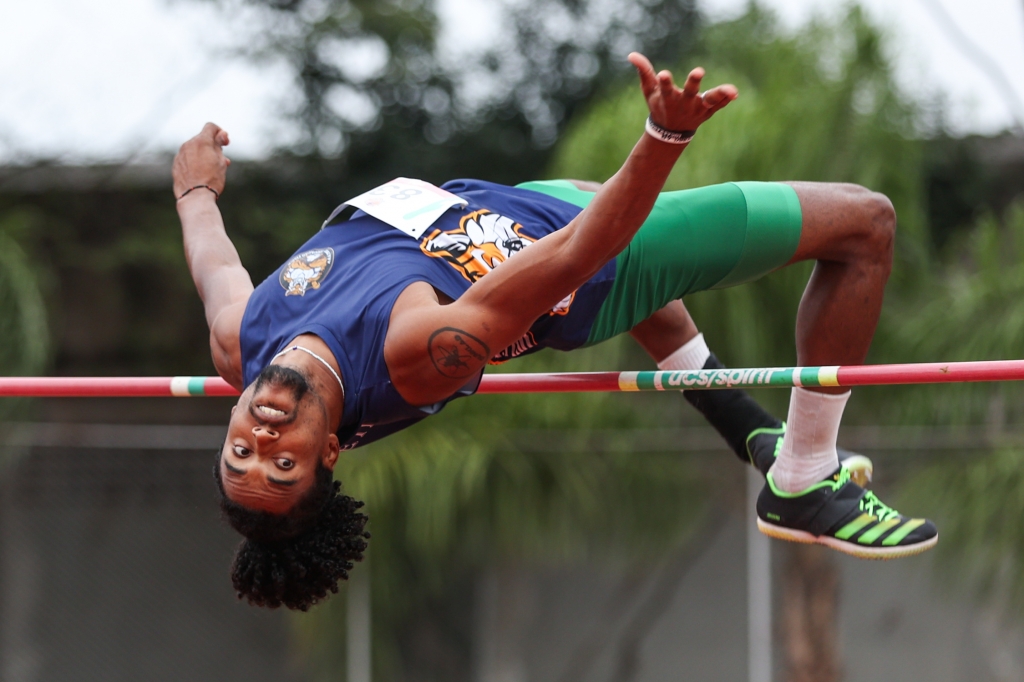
[657,333,710,371]
[769,388,850,493]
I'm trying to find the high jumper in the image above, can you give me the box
[172,52,936,610]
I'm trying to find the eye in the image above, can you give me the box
[276,458,295,470]
[232,444,252,458]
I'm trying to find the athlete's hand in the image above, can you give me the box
[628,53,737,133]
[172,122,231,200]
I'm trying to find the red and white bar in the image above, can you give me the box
[2,359,1024,397]
[0,376,239,398]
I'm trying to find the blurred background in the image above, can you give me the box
[3,0,1024,680]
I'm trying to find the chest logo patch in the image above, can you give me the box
[280,247,335,296]
[420,208,575,321]
[420,209,534,283]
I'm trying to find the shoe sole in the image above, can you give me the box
[757,519,938,560]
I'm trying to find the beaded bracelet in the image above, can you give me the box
[644,116,696,145]
[176,184,220,202]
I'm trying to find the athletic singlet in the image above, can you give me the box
[239,179,616,450]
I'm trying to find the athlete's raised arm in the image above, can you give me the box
[173,123,254,389]
[386,54,737,405]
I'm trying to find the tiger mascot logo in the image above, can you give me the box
[420,209,574,316]
[421,209,530,283]
[280,248,334,296]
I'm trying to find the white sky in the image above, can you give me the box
[0,0,1021,162]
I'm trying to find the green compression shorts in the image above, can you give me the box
[516,179,803,345]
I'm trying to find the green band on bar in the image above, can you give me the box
[636,372,658,391]
[774,369,794,388]
[188,376,206,396]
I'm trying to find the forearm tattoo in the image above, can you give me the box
[428,327,489,379]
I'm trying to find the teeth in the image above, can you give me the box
[257,404,286,417]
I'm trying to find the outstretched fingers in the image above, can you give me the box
[681,67,704,98]
[628,52,659,98]
[657,70,677,99]
[700,84,738,113]
[629,52,738,132]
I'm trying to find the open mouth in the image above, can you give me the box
[249,396,296,424]
[255,404,287,418]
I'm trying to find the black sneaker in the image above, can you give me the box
[756,465,938,559]
[745,423,873,486]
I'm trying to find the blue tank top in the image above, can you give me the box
[239,179,616,450]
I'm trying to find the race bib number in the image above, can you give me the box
[345,178,468,239]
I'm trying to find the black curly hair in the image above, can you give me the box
[213,453,370,611]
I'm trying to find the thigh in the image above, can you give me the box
[519,181,805,347]
[584,183,748,345]
[585,182,803,345]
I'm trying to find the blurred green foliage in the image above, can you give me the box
[887,201,1024,424]
[903,448,1024,609]
[896,199,1024,610]
[199,0,699,152]
[0,210,50,439]
[0,210,49,376]
[553,6,923,203]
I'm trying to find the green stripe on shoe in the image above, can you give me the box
[745,425,785,466]
[765,472,837,498]
[835,513,875,540]
[881,519,927,546]
[857,518,902,544]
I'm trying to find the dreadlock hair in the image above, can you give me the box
[213,454,370,611]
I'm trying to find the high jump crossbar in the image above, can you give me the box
[2,359,1024,398]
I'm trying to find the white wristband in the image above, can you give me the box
[644,116,695,145]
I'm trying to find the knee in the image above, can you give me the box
[846,185,896,268]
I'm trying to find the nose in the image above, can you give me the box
[252,425,280,445]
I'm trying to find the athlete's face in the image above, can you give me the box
[220,365,339,515]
